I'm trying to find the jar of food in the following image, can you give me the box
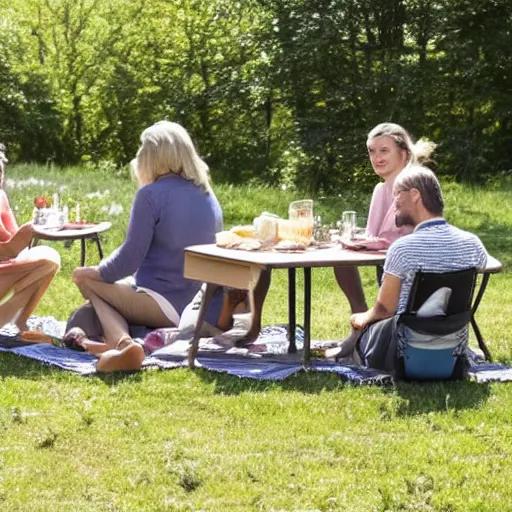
[254,212,279,243]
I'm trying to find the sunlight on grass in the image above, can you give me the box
[0,164,511,510]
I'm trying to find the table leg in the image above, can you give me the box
[188,283,220,368]
[94,234,104,261]
[288,268,296,354]
[471,274,492,361]
[80,238,86,267]
[303,267,311,366]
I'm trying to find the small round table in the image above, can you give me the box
[32,222,112,266]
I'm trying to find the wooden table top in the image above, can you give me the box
[185,243,503,274]
[32,221,112,240]
[185,243,387,269]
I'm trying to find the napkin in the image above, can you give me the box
[340,237,390,251]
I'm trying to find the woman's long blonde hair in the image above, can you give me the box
[367,123,436,165]
[132,121,211,193]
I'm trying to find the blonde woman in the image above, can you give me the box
[66,121,224,372]
[334,123,436,313]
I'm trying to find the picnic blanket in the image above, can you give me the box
[0,316,511,383]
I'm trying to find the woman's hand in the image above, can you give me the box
[72,266,102,285]
[0,223,34,260]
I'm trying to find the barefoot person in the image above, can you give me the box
[334,123,436,313]
[335,166,487,373]
[65,121,224,372]
[0,143,60,332]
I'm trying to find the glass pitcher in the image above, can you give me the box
[288,199,314,245]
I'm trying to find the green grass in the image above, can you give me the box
[0,164,511,511]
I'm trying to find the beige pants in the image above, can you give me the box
[74,277,174,348]
[0,246,60,329]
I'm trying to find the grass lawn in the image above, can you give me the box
[0,164,511,511]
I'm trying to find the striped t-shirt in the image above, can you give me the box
[384,219,488,314]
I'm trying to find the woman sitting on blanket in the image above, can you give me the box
[0,143,61,332]
[64,121,247,372]
[333,122,436,313]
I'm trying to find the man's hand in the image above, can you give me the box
[348,273,402,331]
[72,266,102,285]
[350,311,371,331]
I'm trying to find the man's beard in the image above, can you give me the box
[395,213,414,228]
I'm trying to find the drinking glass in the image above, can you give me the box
[288,199,314,244]
[341,210,357,240]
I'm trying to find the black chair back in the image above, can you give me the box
[405,268,477,316]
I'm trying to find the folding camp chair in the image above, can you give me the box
[397,268,477,381]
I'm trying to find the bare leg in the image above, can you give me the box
[62,327,108,354]
[15,261,59,330]
[333,266,368,313]
[325,329,362,360]
[81,339,111,355]
[76,278,174,346]
[73,277,173,372]
[236,267,271,345]
[216,289,249,331]
[85,292,145,372]
[96,336,147,373]
[0,251,60,330]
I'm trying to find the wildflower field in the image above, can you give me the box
[1,164,512,511]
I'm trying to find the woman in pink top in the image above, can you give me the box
[0,144,60,332]
[334,123,436,313]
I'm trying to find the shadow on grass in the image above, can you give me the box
[194,364,495,413]
[0,352,66,380]
[389,380,491,416]
[0,351,143,385]
[194,366,345,395]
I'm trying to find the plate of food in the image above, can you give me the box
[273,240,308,253]
[62,222,96,230]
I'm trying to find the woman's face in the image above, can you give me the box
[367,135,408,180]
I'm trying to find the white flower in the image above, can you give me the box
[108,203,124,216]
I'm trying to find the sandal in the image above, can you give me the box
[63,327,87,352]
[20,330,54,345]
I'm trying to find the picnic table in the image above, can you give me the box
[32,222,112,267]
[184,244,502,367]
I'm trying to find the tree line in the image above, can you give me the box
[1,0,511,191]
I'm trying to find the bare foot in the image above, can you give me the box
[96,339,145,373]
[234,328,261,347]
[16,322,28,332]
[332,330,361,361]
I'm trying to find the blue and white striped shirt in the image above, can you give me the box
[384,219,488,314]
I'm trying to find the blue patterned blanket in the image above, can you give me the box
[0,317,510,383]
